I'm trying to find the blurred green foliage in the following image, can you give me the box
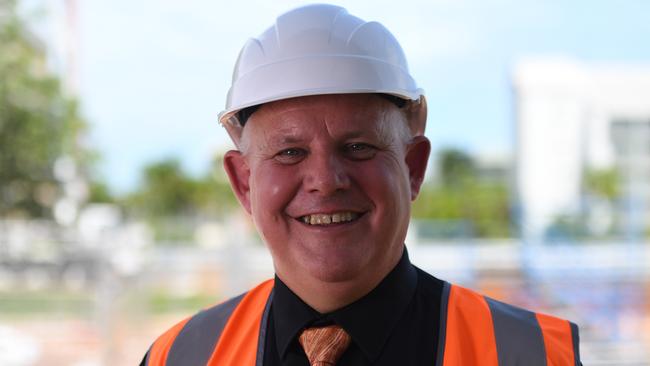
[412,148,512,238]
[546,214,591,241]
[125,159,198,217]
[438,148,477,186]
[584,168,619,200]
[87,180,114,203]
[0,288,215,316]
[147,290,217,313]
[0,290,93,317]
[123,157,238,219]
[121,157,239,241]
[545,168,622,240]
[0,0,90,218]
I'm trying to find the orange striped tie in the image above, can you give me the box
[298,325,351,366]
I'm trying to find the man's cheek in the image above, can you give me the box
[252,173,292,214]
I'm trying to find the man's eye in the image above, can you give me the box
[349,143,369,151]
[274,148,306,163]
[280,148,301,156]
[345,143,376,159]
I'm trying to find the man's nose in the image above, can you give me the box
[303,153,351,195]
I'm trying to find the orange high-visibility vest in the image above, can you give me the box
[144,280,580,366]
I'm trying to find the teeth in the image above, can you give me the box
[300,212,359,226]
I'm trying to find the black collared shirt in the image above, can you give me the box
[263,250,444,365]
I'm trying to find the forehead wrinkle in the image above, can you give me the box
[268,126,306,146]
[336,130,365,141]
[314,104,407,151]
[321,102,382,141]
[241,102,306,154]
[248,124,307,158]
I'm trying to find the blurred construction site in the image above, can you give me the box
[2,0,650,365]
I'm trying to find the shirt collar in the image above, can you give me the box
[271,248,418,362]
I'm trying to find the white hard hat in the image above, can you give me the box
[219,4,424,144]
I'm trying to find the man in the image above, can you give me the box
[142,4,581,366]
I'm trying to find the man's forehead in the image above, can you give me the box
[237,93,410,152]
[247,96,391,138]
[263,125,370,144]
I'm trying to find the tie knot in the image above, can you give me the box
[298,325,351,366]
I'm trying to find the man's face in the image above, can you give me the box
[225,94,429,288]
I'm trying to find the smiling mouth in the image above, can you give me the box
[299,212,362,226]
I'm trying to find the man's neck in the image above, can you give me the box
[276,251,403,313]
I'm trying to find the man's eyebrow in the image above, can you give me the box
[339,131,365,140]
[339,128,388,141]
[265,134,305,147]
[261,128,382,147]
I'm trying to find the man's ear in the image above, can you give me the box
[223,150,252,214]
[405,135,431,201]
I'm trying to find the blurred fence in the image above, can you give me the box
[1,218,649,365]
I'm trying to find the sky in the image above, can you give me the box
[24,0,650,193]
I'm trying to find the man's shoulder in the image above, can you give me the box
[445,280,576,326]
[162,279,274,336]
[413,266,573,326]
[413,268,579,343]
[152,290,248,342]
[432,278,581,364]
[142,280,274,365]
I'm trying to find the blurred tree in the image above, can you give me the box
[412,148,512,238]
[413,183,511,238]
[123,157,239,243]
[543,168,621,242]
[124,157,238,219]
[0,0,89,218]
[545,214,590,242]
[87,180,114,204]
[584,168,619,199]
[125,159,196,217]
[196,153,240,217]
[438,148,477,187]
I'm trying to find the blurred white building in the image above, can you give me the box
[513,58,650,240]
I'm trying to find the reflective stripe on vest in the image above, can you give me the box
[145,280,274,366]
[145,280,579,366]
